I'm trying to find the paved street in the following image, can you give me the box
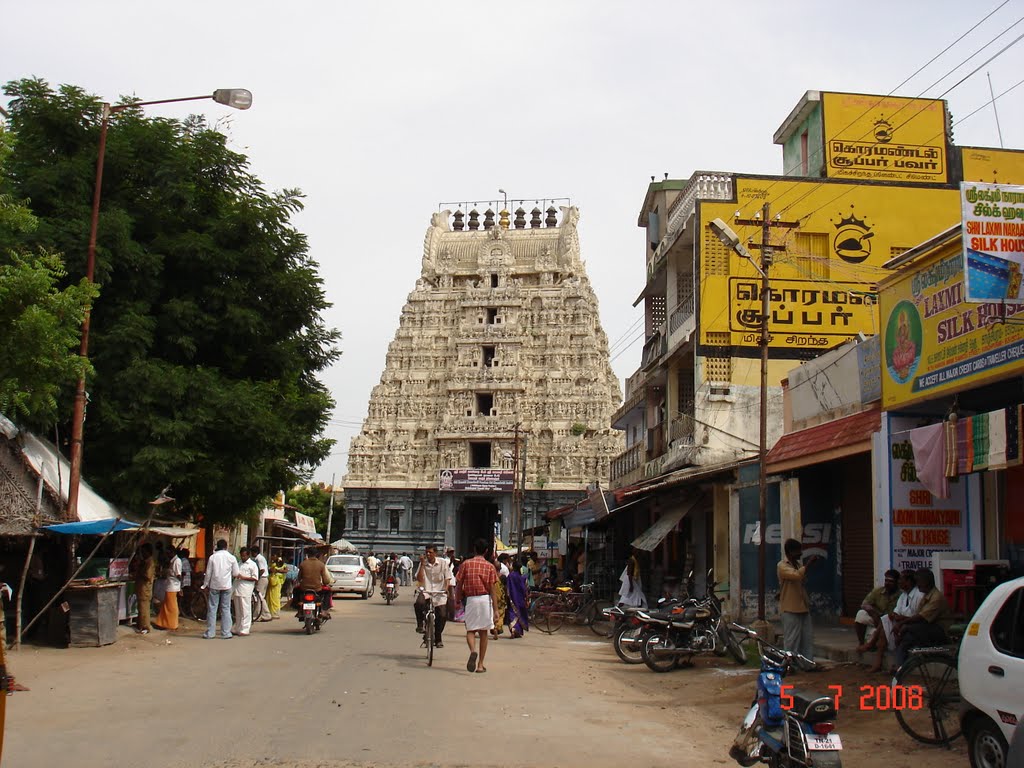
[6,596,967,768]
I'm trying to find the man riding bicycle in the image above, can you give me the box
[415,545,453,648]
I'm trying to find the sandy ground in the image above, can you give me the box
[4,595,965,767]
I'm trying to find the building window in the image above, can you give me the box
[412,508,424,530]
[471,441,492,468]
[476,392,494,416]
[800,130,809,175]
[490,273,499,288]
[349,510,362,531]
[485,307,498,324]
[426,508,438,531]
[367,509,379,529]
[388,509,401,535]
[793,233,830,280]
[482,346,496,367]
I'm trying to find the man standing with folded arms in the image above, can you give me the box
[202,539,239,639]
[455,538,498,673]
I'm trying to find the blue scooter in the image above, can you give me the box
[729,624,843,768]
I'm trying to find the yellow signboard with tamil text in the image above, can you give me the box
[699,178,959,351]
[879,238,1024,409]
[822,92,948,184]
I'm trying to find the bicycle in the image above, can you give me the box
[251,589,268,622]
[184,586,207,621]
[891,625,964,746]
[419,589,446,667]
[532,583,613,636]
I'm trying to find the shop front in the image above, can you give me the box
[877,219,1023,611]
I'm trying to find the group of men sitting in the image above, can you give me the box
[853,567,953,673]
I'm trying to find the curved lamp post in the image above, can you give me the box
[66,89,253,519]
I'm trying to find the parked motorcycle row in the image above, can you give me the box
[601,570,844,767]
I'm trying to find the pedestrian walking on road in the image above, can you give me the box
[131,543,156,634]
[399,553,413,586]
[232,547,259,636]
[617,547,648,609]
[202,539,239,639]
[778,538,820,668]
[251,544,271,621]
[154,547,182,631]
[456,538,498,673]
[267,556,288,618]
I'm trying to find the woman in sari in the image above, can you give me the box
[490,551,507,638]
[267,556,288,618]
[505,555,529,638]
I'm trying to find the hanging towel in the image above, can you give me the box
[944,419,958,477]
[973,415,990,472]
[1007,405,1023,467]
[910,423,949,499]
[957,416,974,475]
[989,409,1008,469]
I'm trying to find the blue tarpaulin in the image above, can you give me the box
[43,519,139,535]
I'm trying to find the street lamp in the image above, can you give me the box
[709,216,771,625]
[65,89,253,519]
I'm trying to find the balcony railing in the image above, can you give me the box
[612,385,645,426]
[641,331,667,370]
[666,172,734,240]
[647,422,666,461]
[670,413,695,445]
[610,442,644,483]
[669,283,695,335]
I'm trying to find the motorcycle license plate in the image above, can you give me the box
[807,734,842,751]
[303,603,316,610]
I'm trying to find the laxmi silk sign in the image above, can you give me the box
[962,182,1024,303]
[438,468,514,492]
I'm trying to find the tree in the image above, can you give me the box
[1,79,341,524]
[288,485,345,543]
[0,124,97,424]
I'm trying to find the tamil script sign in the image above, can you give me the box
[962,182,1024,303]
[438,468,514,493]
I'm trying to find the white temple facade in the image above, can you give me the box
[343,202,623,554]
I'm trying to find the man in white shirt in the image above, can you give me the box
[399,553,414,586]
[202,539,239,639]
[415,545,454,647]
[232,547,260,636]
[869,569,924,672]
[366,553,379,587]
[250,544,271,621]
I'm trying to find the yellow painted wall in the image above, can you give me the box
[699,178,960,352]
[961,147,1024,185]
[821,92,948,184]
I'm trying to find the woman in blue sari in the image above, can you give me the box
[504,555,529,638]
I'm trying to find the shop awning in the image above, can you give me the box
[43,519,138,535]
[564,506,596,528]
[147,525,201,538]
[765,408,880,474]
[631,495,702,552]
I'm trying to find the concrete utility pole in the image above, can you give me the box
[326,472,336,543]
[732,203,798,626]
[511,423,522,547]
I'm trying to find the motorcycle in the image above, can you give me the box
[606,598,684,665]
[729,624,843,768]
[298,588,330,635]
[381,576,398,605]
[638,569,746,672]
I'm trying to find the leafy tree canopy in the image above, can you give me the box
[1,79,341,525]
[0,124,97,424]
[287,485,345,543]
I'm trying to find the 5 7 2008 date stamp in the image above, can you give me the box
[780,684,924,711]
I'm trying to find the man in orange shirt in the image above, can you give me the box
[455,538,498,673]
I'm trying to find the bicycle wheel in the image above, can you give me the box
[534,596,564,634]
[190,590,207,621]
[425,613,435,667]
[588,600,615,637]
[893,653,961,745]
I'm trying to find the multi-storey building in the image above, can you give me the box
[610,90,1023,618]
[344,203,623,554]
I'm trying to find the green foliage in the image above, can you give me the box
[288,485,345,543]
[0,124,97,424]
[570,422,587,436]
[1,78,341,524]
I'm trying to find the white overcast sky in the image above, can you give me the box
[5,1,1024,484]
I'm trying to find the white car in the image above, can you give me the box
[958,575,1024,768]
[326,554,374,599]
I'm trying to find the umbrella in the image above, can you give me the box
[331,538,359,553]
